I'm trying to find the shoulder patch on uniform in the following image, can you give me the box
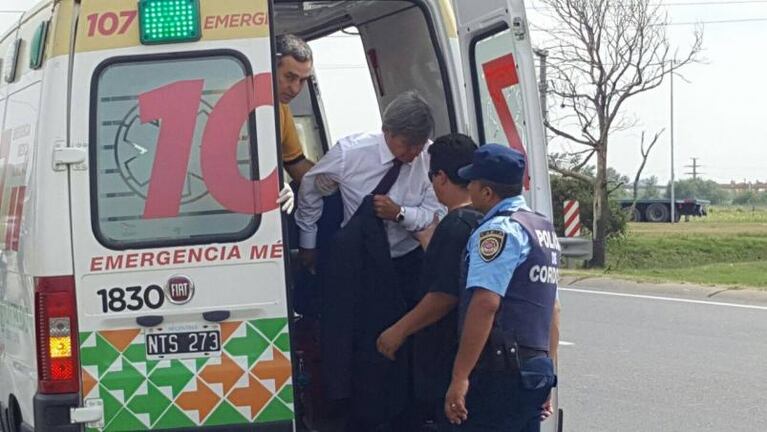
[478,229,507,262]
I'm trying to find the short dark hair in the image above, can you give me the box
[276,34,313,64]
[428,133,477,187]
[478,180,523,199]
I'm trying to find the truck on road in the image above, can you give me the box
[620,199,710,223]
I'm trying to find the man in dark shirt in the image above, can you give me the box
[377,133,482,430]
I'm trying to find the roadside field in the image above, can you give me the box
[631,206,767,234]
[575,206,767,289]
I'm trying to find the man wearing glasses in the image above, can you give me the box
[376,133,482,430]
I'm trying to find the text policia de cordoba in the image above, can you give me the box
[90,243,283,272]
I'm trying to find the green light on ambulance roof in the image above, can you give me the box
[139,0,201,45]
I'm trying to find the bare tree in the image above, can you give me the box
[539,0,702,267]
[630,130,664,219]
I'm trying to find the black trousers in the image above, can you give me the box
[457,370,551,432]
[393,247,425,309]
[345,247,424,432]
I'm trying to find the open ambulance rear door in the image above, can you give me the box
[65,0,295,430]
[450,1,560,431]
[450,0,552,218]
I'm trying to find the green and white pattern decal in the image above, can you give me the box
[79,318,293,431]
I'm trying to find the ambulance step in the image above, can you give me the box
[69,399,104,429]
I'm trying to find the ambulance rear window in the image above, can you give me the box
[91,52,260,250]
[471,27,529,150]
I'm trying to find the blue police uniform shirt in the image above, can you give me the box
[465,196,532,296]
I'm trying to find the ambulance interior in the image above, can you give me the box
[273,0,455,426]
[275,0,455,246]
[275,2,455,279]
[275,0,454,171]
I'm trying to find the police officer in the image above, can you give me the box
[445,144,560,431]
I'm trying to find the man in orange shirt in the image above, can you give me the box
[276,34,316,184]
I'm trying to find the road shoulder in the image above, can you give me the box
[560,274,767,307]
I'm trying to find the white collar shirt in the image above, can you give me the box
[296,131,445,258]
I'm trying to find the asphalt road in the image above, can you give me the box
[556,279,767,432]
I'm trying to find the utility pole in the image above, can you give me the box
[534,49,549,123]
[670,60,676,224]
[685,157,704,180]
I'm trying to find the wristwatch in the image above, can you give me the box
[395,207,406,223]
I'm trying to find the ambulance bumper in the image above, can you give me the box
[30,392,292,432]
[165,423,293,431]
[31,394,293,432]
[32,393,80,432]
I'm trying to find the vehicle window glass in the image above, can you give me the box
[92,54,258,249]
[472,28,528,151]
[309,29,381,145]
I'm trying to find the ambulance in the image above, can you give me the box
[0,0,560,431]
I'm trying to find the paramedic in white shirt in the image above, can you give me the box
[295,91,444,271]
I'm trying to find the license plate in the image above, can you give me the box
[145,323,221,360]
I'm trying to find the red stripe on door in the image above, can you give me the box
[482,54,530,189]
[0,129,13,212]
[4,187,18,250]
[11,186,25,251]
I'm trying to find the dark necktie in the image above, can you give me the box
[371,159,403,195]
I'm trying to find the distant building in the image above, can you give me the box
[719,181,767,193]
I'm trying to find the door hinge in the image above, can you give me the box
[53,142,87,171]
[512,17,527,40]
[70,399,104,428]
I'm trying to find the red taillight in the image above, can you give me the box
[35,276,80,394]
[50,358,76,380]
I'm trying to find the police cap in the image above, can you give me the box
[457,144,526,185]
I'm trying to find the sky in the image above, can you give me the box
[527,0,767,185]
[3,0,765,184]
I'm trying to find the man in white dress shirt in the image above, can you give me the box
[295,91,443,430]
[296,91,443,270]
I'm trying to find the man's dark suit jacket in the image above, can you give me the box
[321,195,409,425]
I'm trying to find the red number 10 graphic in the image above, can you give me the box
[138,73,280,219]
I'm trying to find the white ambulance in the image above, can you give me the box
[0,0,559,431]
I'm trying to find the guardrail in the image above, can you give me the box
[560,237,593,268]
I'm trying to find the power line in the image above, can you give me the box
[666,17,767,24]
[531,0,767,10]
[660,0,767,5]
[530,5,767,26]
[529,0,767,22]
[685,157,704,180]
[528,0,767,25]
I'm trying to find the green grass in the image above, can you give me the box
[594,206,767,289]
[703,206,767,223]
[605,262,767,288]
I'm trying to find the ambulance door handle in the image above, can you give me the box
[203,310,230,323]
[52,144,87,171]
[136,315,164,327]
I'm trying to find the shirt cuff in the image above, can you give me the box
[299,231,317,249]
[400,206,419,231]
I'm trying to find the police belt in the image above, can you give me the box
[475,322,548,372]
[476,344,548,372]
[474,287,548,372]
